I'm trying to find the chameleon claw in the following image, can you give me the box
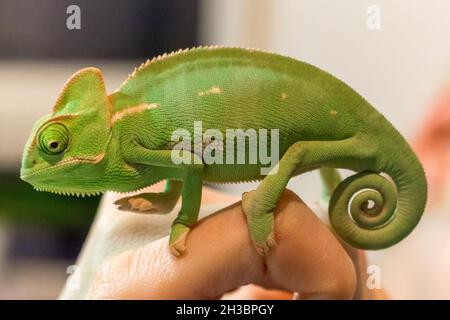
[114,196,155,212]
[114,192,178,214]
[241,190,255,209]
[170,241,186,257]
[169,223,191,256]
[254,231,276,256]
[128,198,154,211]
[242,190,277,256]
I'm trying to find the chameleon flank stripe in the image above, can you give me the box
[21,46,427,256]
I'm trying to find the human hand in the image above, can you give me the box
[59,183,384,300]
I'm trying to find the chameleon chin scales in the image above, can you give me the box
[21,46,427,256]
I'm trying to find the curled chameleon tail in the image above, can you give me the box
[326,144,427,250]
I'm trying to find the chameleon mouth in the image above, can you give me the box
[20,154,105,180]
[20,155,107,197]
[21,159,80,180]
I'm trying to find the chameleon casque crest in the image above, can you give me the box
[21,46,427,256]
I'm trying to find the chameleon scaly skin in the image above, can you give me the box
[21,46,427,256]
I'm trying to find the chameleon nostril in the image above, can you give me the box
[32,160,37,165]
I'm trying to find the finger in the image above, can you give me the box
[341,245,389,300]
[87,201,264,299]
[261,190,356,299]
[87,190,356,299]
[223,284,294,300]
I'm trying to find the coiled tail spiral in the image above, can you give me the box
[329,146,427,250]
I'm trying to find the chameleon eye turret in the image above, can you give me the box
[37,122,70,155]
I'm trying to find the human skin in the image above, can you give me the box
[59,183,386,300]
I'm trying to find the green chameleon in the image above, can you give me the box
[21,46,427,256]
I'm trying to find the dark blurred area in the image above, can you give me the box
[0,0,198,59]
[0,0,199,298]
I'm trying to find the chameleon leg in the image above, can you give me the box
[242,139,358,255]
[122,147,204,256]
[114,180,182,214]
[169,171,203,256]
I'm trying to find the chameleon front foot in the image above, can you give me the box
[169,223,191,256]
[242,190,277,255]
[114,192,178,214]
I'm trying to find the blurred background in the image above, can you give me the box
[1,0,450,299]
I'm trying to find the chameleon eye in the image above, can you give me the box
[37,123,70,155]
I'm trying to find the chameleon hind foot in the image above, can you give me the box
[169,223,191,256]
[242,190,277,255]
[114,192,179,214]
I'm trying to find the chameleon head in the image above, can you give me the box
[20,67,113,196]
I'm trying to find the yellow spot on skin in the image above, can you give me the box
[330,109,338,116]
[198,86,221,97]
[90,152,106,164]
[281,92,288,100]
[111,103,160,124]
